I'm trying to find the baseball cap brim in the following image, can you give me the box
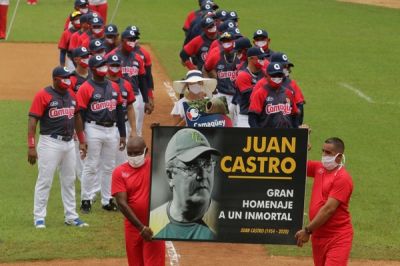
[176,146,221,163]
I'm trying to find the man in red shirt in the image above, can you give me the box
[295,137,353,266]
[112,136,165,266]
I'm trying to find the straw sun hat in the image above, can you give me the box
[172,70,217,98]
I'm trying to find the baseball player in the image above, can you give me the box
[106,54,136,165]
[70,47,91,181]
[253,29,274,60]
[81,16,105,49]
[59,11,81,69]
[270,52,306,124]
[28,66,88,228]
[234,37,252,70]
[214,9,228,27]
[183,2,215,45]
[88,0,108,23]
[0,0,9,39]
[235,47,266,127]
[68,13,92,52]
[76,55,126,213]
[126,25,156,115]
[207,20,237,59]
[248,62,299,128]
[180,16,218,71]
[204,31,240,123]
[183,0,218,36]
[64,0,90,30]
[104,24,119,53]
[89,38,106,57]
[109,29,152,137]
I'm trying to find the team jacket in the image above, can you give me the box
[58,27,78,51]
[68,30,89,51]
[76,78,123,123]
[248,82,298,128]
[181,33,214,71]
[235,68,264,114]
[112,78,136,120]
[29,87,78,137]
[204,51,240,95]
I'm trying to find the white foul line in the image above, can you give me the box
[338,82,375,103]
[6,0,21,40]
[163,81,178,103]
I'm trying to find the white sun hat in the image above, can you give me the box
[173,70,217,97]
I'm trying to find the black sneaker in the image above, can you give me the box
[80,200,91,214]
[102,199,118,211]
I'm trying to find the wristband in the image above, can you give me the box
[76,131,86,144]
[28,134,35,148]
[148,90,153,98]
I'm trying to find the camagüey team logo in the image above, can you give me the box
[90,99,117,112]
[49,107,75,119]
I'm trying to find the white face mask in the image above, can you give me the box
[208,26,217,33]
[81,58,89,64]
[80,8,88,14]
[109,66,120,73]
[321,153,344,170]
[271,77,283,84]
[96,65,108,72]
[283,68,290,77]
[128,148,146,168]
[105,37,114,44]
[257,59,265,66]
[255,41,267,48]
[62,78,71,86]
[92,28,103,34]
[188,83,202,94]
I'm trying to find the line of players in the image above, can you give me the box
[28,0,155,228]
[179,0,305,128]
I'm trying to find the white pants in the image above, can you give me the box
[34,135,78,221]
[115,121,131,166]
[133,93,144,137]
[81,123,118,206]
[74,140,83,181]
[237,114,250,128]
[214,92,238,126]
[65,56,75,72]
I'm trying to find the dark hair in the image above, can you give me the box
[325,137,345,153]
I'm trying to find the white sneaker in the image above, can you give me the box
[65,218,89,227]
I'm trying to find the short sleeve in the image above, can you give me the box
[111,166,127,196]
[137,55,146,75]
[235,72,253,93]
[328,172,353,204]
[248,88,264,114]
[307,160,321,178]
[29,89,51,118]
[76,82,93,109]
[140,47,152,66]
[58,30,69,50]
[124,80,136,105]
[112,82,124,105]
[204,51,219,72]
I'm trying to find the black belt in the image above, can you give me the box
[88,121,116,127]
[50,134,73,142]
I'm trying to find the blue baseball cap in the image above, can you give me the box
[270,52,294,67]
[89,55,107,68]
[227,11,238,21]
[89,39,105,52]
[125,25,140,35]
[52,66,72,78]
[253,29,269,39]
[105,24,118,36]
[121,29,140,40]
[107,54,121,66]
[74,0,88,7]
[90,17,104,26]
[72,46,90,58]
[247,47,267,59]
[267,62,284,76]
[234,37,252,51]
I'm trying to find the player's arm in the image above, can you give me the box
[74,112,87,159]
[295,198,340,247]
[203,52,218,78]
[113,83,127,149]
[247,89,264,128]
[180,37,200,70]
[27,117,39,165]
[114,191,153,241]
[124,81,136,135]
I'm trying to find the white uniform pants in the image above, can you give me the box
[115,121,131,166]
[237,114,250,128]
[214,92,237,126]
[34,135,78,221]
[133,93,144,137]
[81,123,118,206]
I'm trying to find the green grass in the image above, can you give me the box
[1,0,400,262]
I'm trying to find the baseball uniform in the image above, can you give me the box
[29,86,80,224]
[180,33,214,71]
[76,77,124,207]
[0,0,9,39]
[112,158,165,266]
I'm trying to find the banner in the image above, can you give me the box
[149,126,308,244]
[183,99,232,127]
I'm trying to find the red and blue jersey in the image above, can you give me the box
[58,27,78,51]
[76,78,123,123]
[181,34,214,71]
[112,78,136,120]
[29,87,78,137]
[235,68,263,114]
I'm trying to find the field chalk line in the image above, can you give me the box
[338,82,375,103]
[163,81,178,102]
[109,0,121,24]
[6,0,21,40]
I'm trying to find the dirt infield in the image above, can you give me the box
[338,0,400,9]
[1,43,399,266]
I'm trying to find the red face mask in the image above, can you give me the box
[79,57,89,68]
[123,40,136,52]
[92,27,104,38]
[94,65,108,77]
[222,41,234,53]
[57,78,71,90]
[72,19,81,30]
[108,66,121,76]
[268,76,283,88]
[204,25,217,39]
[254,58,265,70]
